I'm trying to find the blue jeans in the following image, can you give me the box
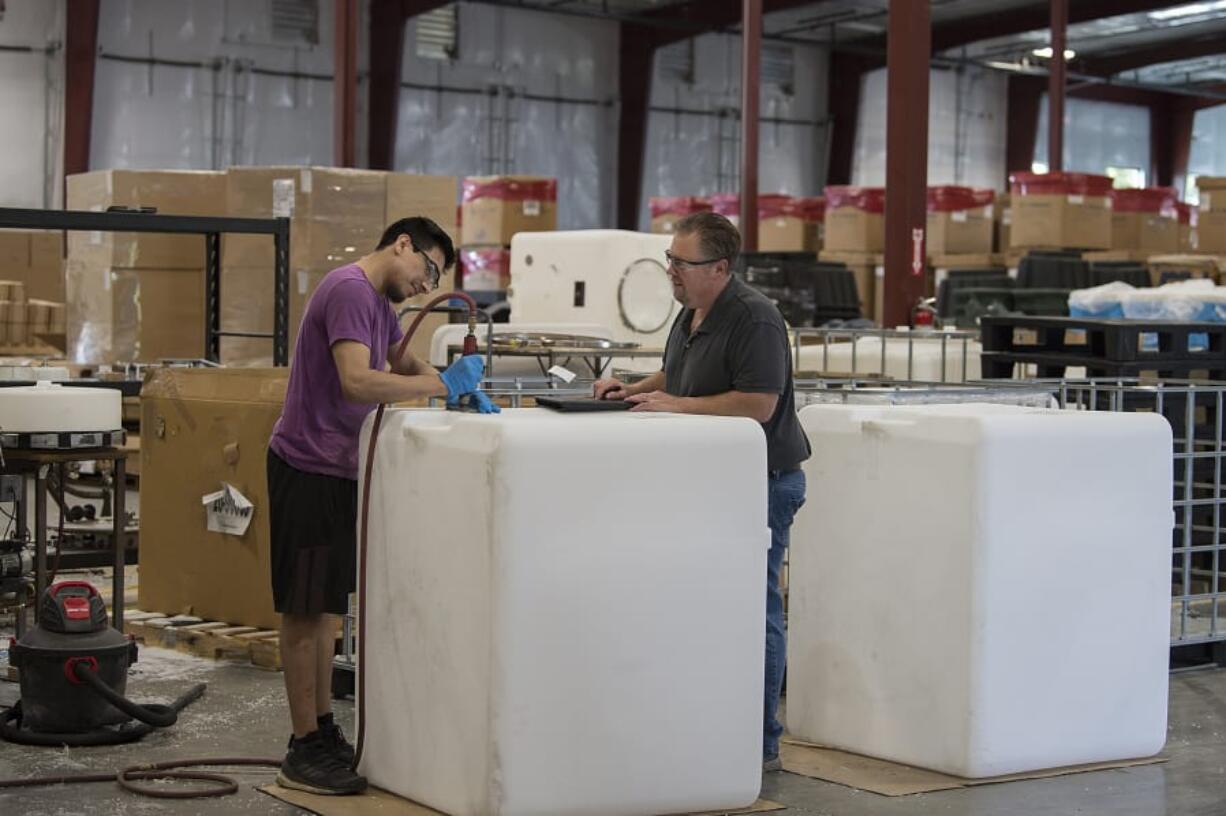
[764,468,806,760]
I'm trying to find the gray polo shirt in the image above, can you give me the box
[662,275,811,473]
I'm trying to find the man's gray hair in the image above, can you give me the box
[674,211,741,270]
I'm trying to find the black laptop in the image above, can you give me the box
[536,396,634,413]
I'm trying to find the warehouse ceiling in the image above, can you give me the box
[484,0,1226,90]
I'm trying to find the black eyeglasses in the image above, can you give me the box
[411,241,441,290]
[665,249,726,272]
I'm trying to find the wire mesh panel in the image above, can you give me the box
[1058,380,1226,647]
[792,327,982,384]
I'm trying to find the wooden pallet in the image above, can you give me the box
[123,609,284,670]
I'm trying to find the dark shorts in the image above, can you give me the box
[267,448,357,616]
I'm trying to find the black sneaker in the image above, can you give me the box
[321,720,356,768]
[277,732,368,795]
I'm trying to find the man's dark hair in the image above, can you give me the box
[673,211,741,270]
[377,216,456,270]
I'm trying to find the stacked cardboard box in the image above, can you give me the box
[927,187,995,256]
[1009,172,1112,250]
[0,296,27,345]
[0,230,63,302]
[25,298,66,345]
[1109,188,1179,254]
[758,195,825,253]
[139,367,288,630]
[649,196,711,235]
[1176,203,1196,252]
[66,169,224,363]
[994,194,1012,254]
[459,176,554,327]
[1197,177,1226,254]
[223,167,459,365]
[823,187,885,253]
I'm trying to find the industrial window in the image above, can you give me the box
[658,39,695,84]
[416,5,459,61]
[762,44,794,95]
[271,0,320,46]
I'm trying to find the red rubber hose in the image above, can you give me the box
[352,291,479,771]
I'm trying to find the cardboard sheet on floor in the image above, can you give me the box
[258,784,784,815]
[780,739,1165,797]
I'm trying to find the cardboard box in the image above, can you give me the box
[0,230,32,268]
[757,195,825,253]
[1009,173,1112,250]
[927,187,995,256]
[1196,211,1226,254]
[0,230,64,302]
[1147,254,1226,286]
[1198,176,1226,214]
[649,196,711,234]
[1177,203,1196,252]
[461,176,556,246]
[823,187,885,253]
[819,250,884,323]
[1110,188,1179,253]
[139,367,288,630]
[994,194,1012,254]
[385,174,459,242]
[66,259,204,362]
[67,170,225,269]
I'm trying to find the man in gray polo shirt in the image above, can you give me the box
[594,211,810,771]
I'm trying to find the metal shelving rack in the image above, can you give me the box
[0,207,291,365]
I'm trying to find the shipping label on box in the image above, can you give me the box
[202,482,255,536]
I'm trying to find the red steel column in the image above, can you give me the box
[1048,0,1067,172]
[334,0,359,167]
[883,0,930,327]
[740,0,762,251]
[64,0,101,183]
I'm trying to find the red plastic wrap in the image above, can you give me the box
[649,196,712,218]
[823,186,886,214]
[462,177,558,203]
[795,196,825,222]
[709,193,740,217]
[1009,172,1112,197]
[926,186,995,213]
[460,247,511,291]
[1175,202,1196,226]
[757,194,797,219]
[1110,187,1179,216]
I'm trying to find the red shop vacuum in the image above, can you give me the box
[1,581,206,747]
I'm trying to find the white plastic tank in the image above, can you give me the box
[358,408,769,815]
[798,333,982,382]
[508,230,675,373]
[788,402,1173,778]
[0,382,121,432]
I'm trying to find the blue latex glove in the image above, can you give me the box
[465,389,501,414]
[439,355,485,404]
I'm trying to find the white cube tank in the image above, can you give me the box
[508,231,675,372]
[798,334,982,382]
[788,402,1173,778]
[358,408,769,815]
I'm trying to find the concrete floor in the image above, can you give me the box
[2,646,1226,816]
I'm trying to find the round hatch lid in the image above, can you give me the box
[618,258,676,335]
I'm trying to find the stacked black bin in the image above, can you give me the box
[735,252,861,326]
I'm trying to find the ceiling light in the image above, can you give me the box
[1032,47,1076,60]
[1149,1,1226,20]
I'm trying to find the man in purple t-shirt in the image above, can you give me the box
[266,217,493,795]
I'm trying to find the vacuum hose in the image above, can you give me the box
[352,290,480,770]
[0,662,204,747]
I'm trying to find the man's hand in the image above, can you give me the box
[626,390,688,413]
[593,378,629,401]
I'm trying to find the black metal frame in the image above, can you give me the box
[0,208,291,366]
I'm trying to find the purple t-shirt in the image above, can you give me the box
[270,264,404,480]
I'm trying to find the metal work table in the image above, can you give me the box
[3,447,129,633]
[445,339,665,379]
